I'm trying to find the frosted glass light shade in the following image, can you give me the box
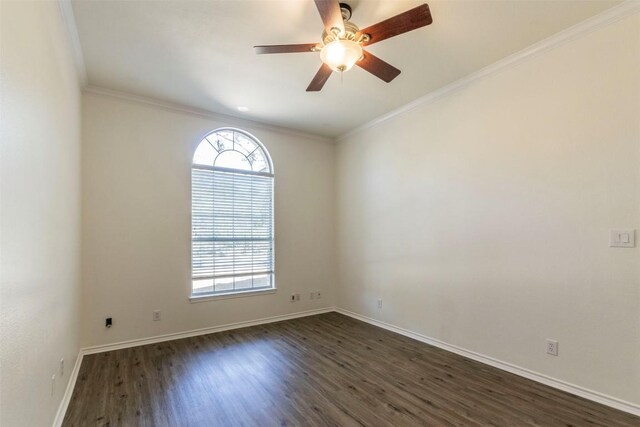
[320,39,363,72]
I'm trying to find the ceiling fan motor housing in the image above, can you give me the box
[322,20,360,45]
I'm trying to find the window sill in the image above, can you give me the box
[189,288,277,303]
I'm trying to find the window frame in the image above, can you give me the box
[189,128,275,302]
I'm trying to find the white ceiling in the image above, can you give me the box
[71,0,621,138]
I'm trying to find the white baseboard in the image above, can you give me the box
[53,306,639,426]
[53,351,84,427]
[82,307,335,355]
[334,307,640,417]
[52,307,334,426]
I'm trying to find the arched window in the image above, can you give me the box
[191,128,274,298]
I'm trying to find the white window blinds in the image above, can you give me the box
[191,128,274,297]
[192,166,274,295]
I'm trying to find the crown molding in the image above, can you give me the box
[83,85,334,144]
[57,0,88,87]
[59,0,639,144]
[53,0,328,143]
[337,0,640,142]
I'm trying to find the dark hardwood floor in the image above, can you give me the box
[63,312,639,426]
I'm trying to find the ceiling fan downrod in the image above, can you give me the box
[339,3,352,21]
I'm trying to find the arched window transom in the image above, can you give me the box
[193,128,271,173]
[191,129,274,298]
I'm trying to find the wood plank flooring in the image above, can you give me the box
[63,312,639,426]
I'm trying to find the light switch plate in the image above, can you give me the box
[609,229,636,248]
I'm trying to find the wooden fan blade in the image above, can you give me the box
[357,51,401,83]
[254,44,318,54]
[314,0,344,34]
[306,63,333,92]
[357,4,432,46]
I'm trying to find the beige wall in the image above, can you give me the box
[0,1,83,426]
[336,13,640,405]
[2,2,636,422]
[81,93,336,347]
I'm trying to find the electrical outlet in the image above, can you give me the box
[290,293,300,302]
[51,374,56,396]
[105,317,113,328]
[316,290,322,299]
[153,310,161,321]
[546,339,559,356]
[59,358,64,377]
[609,229,636,248]
[377,299,383,309]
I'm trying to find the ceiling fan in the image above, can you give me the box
[254,0,433,92]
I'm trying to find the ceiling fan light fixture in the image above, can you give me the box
[320,39,363,72]
[254,1,433,91]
